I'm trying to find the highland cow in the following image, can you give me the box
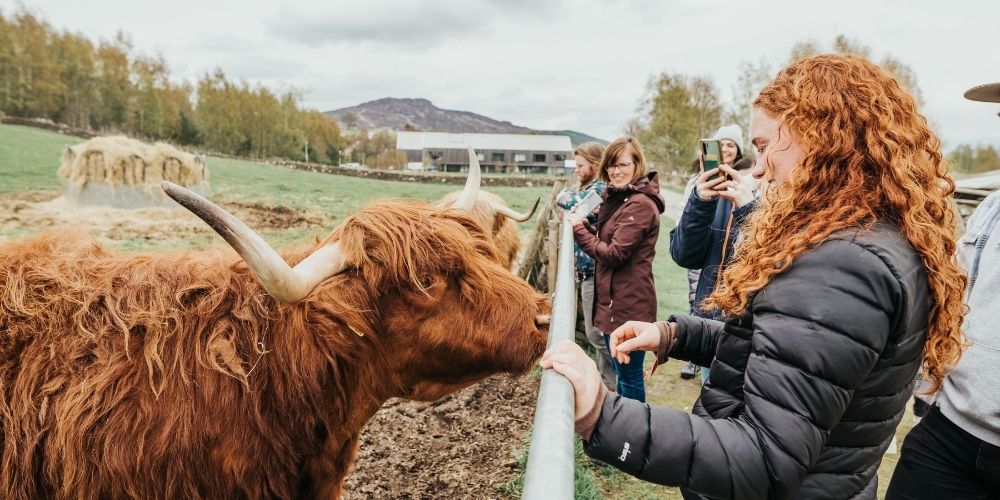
[435,148,539,268]
[0,182,551,499]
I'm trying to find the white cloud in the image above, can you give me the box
[15,0,1000,147]
[264,0,565,48]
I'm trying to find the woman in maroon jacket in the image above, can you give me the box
[571,137,665,402]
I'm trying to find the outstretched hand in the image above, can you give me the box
[540,340,603,421]
[609,321,661,364]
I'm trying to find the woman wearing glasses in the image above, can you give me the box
[570,137,665,402]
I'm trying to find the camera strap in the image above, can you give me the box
[715,202,737,288]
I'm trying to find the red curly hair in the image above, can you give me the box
[704,53,966,393]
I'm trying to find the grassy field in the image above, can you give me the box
[0,123,912,499]
[0,123,550,250]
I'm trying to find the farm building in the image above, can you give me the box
[953,169,1000,222]
[396,131,573,175]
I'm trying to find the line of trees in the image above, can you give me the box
[627,35,977,173]
[947,145,1000,174]
[344,129,406,169]
[0,9,342,164]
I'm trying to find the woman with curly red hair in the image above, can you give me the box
[541,53,967,499]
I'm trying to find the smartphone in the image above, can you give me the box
[699,139,726,181]
[573,190,603,217]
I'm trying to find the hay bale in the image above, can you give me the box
[58,136,208,208]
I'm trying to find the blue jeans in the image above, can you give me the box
[604,333,645,402]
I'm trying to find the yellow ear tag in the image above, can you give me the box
[348,324,365,337]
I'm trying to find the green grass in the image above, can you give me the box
[205,157,547,222]
[0,124,86,193]
[0,123,550,250]
[500,437,604,499]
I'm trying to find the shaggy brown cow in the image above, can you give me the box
[435,148,539,268]
[0,183,550,499]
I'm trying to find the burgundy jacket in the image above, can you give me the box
[574,172,665,333]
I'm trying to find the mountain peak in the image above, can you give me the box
[324,98,605,146]
[363,97,434,107]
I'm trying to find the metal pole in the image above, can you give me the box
[522,212,576,500]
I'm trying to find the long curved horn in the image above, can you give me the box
[162,181,347,303]
[452,146,481,211]
[489,197,540,222]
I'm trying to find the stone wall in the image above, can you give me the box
[271,159,565,188]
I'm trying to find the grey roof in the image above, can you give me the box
[396,131,572,152]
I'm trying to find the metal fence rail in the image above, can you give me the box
[521,212,576,499]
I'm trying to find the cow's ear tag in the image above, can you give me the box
[348,324,365,337]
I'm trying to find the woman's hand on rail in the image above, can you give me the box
[540,340,604,422]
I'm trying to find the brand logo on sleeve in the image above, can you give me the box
[618,442,631,462]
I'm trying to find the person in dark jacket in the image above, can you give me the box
[673,125,756,383]
[542,54,968,499]
[571,136,665,403]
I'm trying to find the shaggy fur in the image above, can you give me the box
[435,190,523,268]
[0,199,550,499]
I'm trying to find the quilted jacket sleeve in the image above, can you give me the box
[666,314,725,367]
[582,238,902,499]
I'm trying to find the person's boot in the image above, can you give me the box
[680,361,698,380]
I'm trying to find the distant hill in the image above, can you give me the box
[324,98,606,146]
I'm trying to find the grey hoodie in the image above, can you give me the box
[938,190,1000,446]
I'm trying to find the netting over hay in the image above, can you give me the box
[58,136,208,208]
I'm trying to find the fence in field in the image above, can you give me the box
[520,201,577,499]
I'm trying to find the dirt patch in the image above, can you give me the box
[344,374,539,499]
[220,200,328,231]
[0,191,328,244]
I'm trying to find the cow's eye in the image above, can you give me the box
[420,276,435,289]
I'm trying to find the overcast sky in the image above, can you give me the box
[12,0,1000,149]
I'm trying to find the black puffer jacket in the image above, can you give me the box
[583,224,929,499]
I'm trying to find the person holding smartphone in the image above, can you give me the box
[556,142,614,391]
[671,124,756,384]
[570,137,664,403]
[541,54,967,499]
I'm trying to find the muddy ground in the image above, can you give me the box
[0,191,328,243]
[345,374,538,499]
[0,191,539,498]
